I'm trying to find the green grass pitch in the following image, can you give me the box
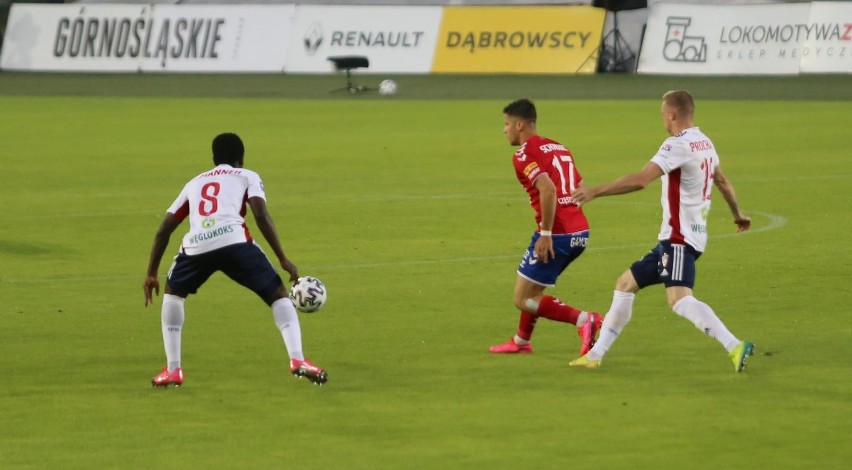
[1,73,851,468]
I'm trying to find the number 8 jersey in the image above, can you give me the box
[650,127,719,253]
[167,164,266,255]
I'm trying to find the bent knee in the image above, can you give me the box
[615,270,640,293]
[262,283,287,307]
[514,294,544,313]
[666,287,692,310]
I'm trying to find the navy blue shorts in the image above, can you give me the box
[166,242,283,302]
[517,231,589,287]
[630,241,702,289]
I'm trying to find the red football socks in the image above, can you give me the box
[536,295,581,325]
[516,311,538,341]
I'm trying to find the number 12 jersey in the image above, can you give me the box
[650,127,719,253]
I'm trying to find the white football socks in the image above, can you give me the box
[161,294,185,372]
[672,295,740,352]
[272,298,304,361]
[587,291,635,360]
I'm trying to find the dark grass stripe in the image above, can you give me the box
[1,72,850,100]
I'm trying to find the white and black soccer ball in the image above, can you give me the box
[378,79,397,96]
[289,276,327,313]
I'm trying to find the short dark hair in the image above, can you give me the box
[662,90,695,116]
[503,98,537,123]
[212,133,244,166]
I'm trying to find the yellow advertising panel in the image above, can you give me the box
[432,6,605,74]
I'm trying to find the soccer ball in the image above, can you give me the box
[378,79,397,96]
[289,276,327,313]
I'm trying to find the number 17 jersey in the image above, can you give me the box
[167,164,265,255]
[513,135,589,234]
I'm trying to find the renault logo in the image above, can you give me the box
[304,22,324,56]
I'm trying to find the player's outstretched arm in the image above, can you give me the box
[248,197,299,283]
[573,162,664,205]
[144,213,182,306]
[713,166,751,232]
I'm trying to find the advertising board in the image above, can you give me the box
[431,6,605,74]
[638,2,851,75]
[286,5,442,73]
[1,4,294,72]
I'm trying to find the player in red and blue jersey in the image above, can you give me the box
[489,99,601,356]
[569,91,754,372]
[143,133,327,386]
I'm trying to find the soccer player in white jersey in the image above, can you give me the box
[143,133,327,386]
[568,91,755,372]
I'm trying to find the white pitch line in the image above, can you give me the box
[310,211,787,271]
[3,196,647,222]
[7,170,846,222]
[0,211,787,284]
[719,210,787,237]
[737,173,852,183]
[9,210,160,221]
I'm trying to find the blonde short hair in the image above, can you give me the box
[662,90,695,117]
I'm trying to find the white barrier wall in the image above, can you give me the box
[0,4,295,72]
[141,5,294,72]
[800,1,852,74]
[286,5,441,73]
[638,1,852,75]
[4,2,848,74]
